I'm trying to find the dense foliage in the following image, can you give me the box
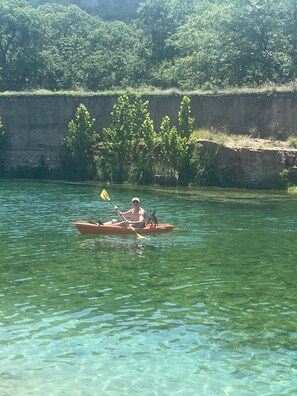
[2,0,297,91]
[0,117,5,177]
[63,96,195,185]
[28,0,141,22]
[98,95,157,183]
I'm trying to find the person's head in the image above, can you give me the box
[132,197,140,206]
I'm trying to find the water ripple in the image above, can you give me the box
[0,181,297,395]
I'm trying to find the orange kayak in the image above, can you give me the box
[75,221,174,235]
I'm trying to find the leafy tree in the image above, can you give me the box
[281,0,297,80]
[137,0,195,64]
[99,95,134,183]
[163,0,292,89]
[129,96,157,184]
[0,116,6,177]
[99,95,156,184]
[158,96,194,185]
[177,96,194,185]
[161,0,236,89]
[178,96,194,139]
[29,0,141,22]
[0,117,5,144]
[82,21,149,90]
[0,0,45,90]
[38,3,101,90]
[137,0,174,63]
[62,103,98,180]
[159,115,179,182]
[100,95,195,186]
[3,0,297,92]
[225,0,290,85]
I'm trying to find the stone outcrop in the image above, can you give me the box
[198,139,297,188]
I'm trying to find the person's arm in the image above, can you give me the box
[115,207,132,218]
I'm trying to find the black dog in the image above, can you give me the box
[146,210,158,226]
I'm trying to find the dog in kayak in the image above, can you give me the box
[146,210,158,226]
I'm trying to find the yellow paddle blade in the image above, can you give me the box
[136,232,145,239]
[100,189,110,201]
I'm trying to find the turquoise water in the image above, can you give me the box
[0,180,296,395]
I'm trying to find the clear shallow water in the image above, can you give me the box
[0,180,296,395]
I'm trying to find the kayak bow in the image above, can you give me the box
[75,221,174,235]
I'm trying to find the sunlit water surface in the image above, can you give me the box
[0,181,296,395]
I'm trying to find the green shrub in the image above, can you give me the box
[276,169,292,189]
[62,104,98,180]
[287,136,297,148]
[98,95,157,184]
[0,117,6,149]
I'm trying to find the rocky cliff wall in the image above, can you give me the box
[1,92,297,185]
[1,92,297,150]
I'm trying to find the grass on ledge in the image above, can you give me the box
[191,129,297,149]
[288,186,297,193]
[2,80,297,97]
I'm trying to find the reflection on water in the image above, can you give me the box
[78,236,153,256]
[0,181,297,395]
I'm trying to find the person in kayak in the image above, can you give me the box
[101,197,146,228]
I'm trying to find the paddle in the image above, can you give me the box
[100,189,145,239]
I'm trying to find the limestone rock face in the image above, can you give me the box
[198,139,297,188]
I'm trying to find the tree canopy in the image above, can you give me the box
[1,0,297,91]
[29,0,141,22]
